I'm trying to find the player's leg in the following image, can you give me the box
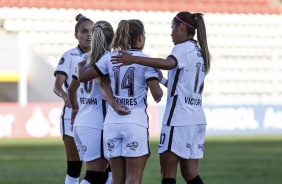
[180,124,206,184]
[109,157,126,184]
[125,155,148,184]
[159,151,179,184]
[121,124,150,184]
[62,120,82,184]
[78,127,108,184]
[103,164,112,184]
[180,159,204,184]
[158,125,181,184]
[104,124,124,184]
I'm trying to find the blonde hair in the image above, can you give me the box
[86,20,114,68]
[111,19,144,50]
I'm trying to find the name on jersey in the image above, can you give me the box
[80,97,97,105]
[115,97,137,106]
[184,97,202,106]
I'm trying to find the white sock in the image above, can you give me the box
[65,174,80,184]
[80,179,91,184]
[105,172,112,184]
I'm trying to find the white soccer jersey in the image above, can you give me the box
[54,46,89,120]
[72,71,107,130]
[162,39,207,126]
[94,49,159,128]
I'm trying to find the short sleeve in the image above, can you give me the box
[94,53,111,76]
[72,64,78,80]
[169,44,186,69]
[54,52,72,77]
[145,67,159,82]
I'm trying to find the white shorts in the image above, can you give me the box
[104,124,150,158]
[60,119,74,138]
[74,126,108,162]
[158,125,206,159]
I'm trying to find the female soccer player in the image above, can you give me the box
[77,19,163,184]
[111,12,211,184]
[68,20,125,184]
[53,13,93,184]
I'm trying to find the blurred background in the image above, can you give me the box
[0,0,282,138]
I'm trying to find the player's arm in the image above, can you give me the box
[77,60,100,82]
[53,74,71,108]
[68,78,80,124]
[147,79,163,103]
[100,76,131,115]
[111,51,176,70]
[157,69,168,88]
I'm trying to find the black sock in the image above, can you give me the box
[162,178,176,184]
[84,171,105,184]
[187,175,204,184]
[102,167,109,184]
[67,161,82,178]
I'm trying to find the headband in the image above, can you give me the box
[175,16,196,29]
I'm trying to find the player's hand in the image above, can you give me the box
[62,92,71,108]
[78,60,87,68]
[113,102,131,115]
[71,109,78,124]
[111,50,134,66]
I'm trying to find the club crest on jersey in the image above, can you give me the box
[77,146,80,152]
[126,141,138,151]
[107,141,115,151]
[59,57,65,65]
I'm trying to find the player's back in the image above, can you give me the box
[105,49,158,128]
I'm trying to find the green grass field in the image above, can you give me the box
[0,135,282,184]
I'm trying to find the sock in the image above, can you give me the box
[84,170,105,184]
[65,174,80,184]
[187,175,204,184]
[103,165,112,184]
[67,161,83,178]
[65,161,82,184]
[162,178,176,184]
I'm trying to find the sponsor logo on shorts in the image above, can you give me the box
[107,141,115,151]
[186,143,191,148]
[58,57,65,65]
[198,144,204,151]
[82,145,87,153]
[126,141,138,151]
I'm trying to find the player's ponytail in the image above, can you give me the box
[112,19,145,50]
[174,12,211,73]
[194,13,211,73]
[87,21,114,68]
[112,20,131,50]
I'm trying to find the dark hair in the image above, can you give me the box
[86,21,114,68]
[75,13,94,34]
[174,12,211,73]
[111,19,144,50]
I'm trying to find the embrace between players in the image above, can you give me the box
[53,11,211,184]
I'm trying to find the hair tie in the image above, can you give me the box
[96,25,102,29]
[175,16,196,29]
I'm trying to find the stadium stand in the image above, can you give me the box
[0,0,281,105]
